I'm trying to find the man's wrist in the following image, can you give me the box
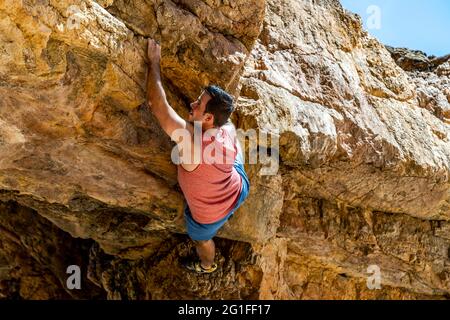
[148,60,161,70]
[148,62,161,78]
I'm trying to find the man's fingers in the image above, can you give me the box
[148,39,160,48]
[147,38,161,63]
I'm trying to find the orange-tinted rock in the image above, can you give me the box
[0,0,449,300]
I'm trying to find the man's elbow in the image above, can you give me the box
[147,103,170,129]
[146,99,165,117]
[146,98,157,110]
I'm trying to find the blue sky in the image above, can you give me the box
[340,0,450,57]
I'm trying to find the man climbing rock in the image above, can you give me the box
[146,39,250,274]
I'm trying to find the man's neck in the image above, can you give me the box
[202,123,217,132]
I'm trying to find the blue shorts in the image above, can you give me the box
[184,153,250,241]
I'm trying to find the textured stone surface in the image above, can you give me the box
[0,0,449,300]
[87,237,262,300]
[387,46,450,73]
[0,201,104,299]
[387,47,450,123]
[0,0,266,258]
[238,0,450,221]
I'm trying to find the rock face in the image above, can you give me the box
[0,0,449,300]
[386,47,450,122]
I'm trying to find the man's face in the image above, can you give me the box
[188,91,213,125]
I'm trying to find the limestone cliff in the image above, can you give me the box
[0,0,449,299]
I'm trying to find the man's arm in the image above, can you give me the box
[222,121,243,155]
[146,39,191,139]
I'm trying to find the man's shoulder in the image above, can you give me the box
[220,121,237,136]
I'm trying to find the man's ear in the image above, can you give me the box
[204,113,214,123]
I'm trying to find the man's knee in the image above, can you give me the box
[194,239,213,246]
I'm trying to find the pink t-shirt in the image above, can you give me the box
[177,126,242,224]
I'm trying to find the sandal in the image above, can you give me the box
[183,259,218,274]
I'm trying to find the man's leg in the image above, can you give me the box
[195,239,215,269]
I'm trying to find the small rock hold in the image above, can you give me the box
[436,62,450,77]
[444,88,450,103]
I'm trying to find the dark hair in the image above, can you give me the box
[204,85,234,127]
